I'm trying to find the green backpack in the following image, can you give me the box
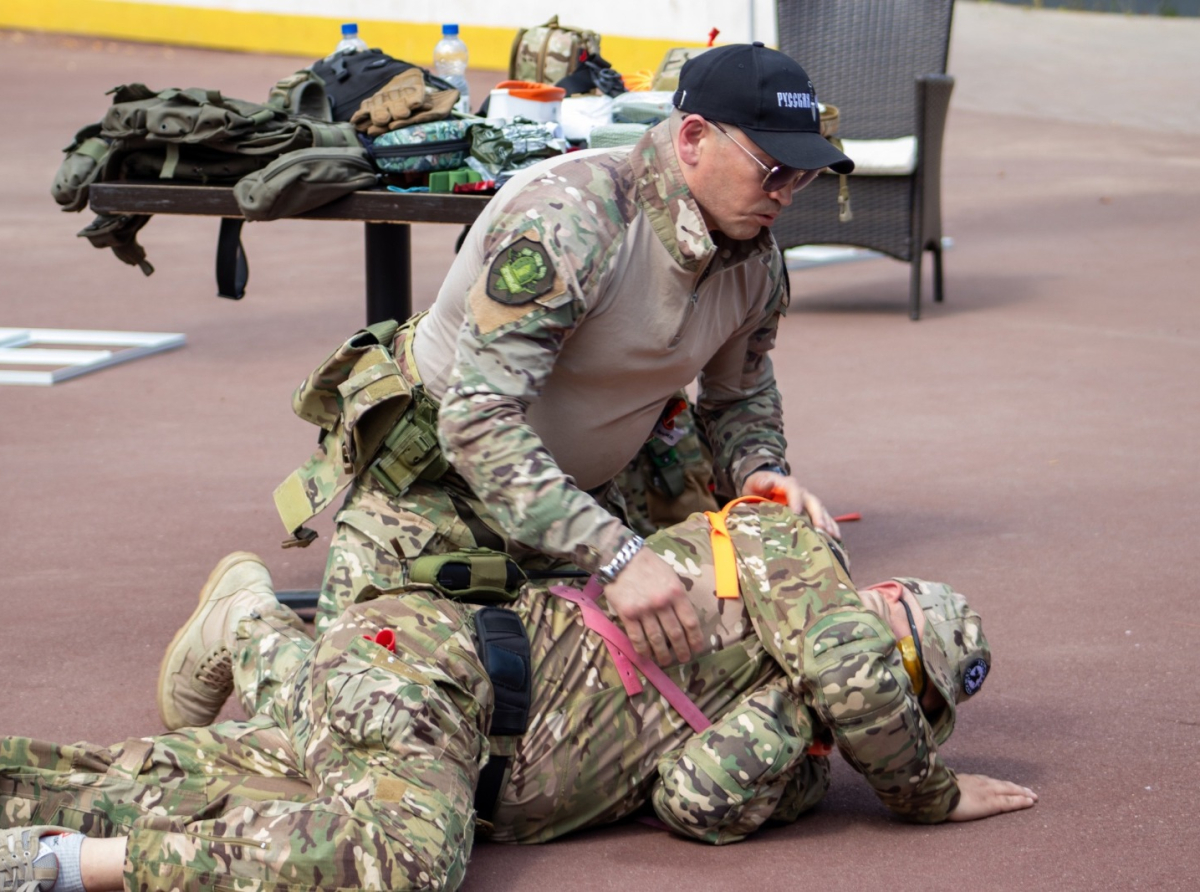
[52,83,376,289]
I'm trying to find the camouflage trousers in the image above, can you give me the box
[0,594,491,892]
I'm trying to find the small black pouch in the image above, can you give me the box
[472,607,531,736]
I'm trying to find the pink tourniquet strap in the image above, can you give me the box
[550,578,712,734]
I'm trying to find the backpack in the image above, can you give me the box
[51,83,374,291]
[308,48,457,122]
[508,16,602,86]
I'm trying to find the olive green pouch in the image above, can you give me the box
[408,548,525,604]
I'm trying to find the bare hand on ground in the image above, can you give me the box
[742,470,841,539]
[601,547,703,665]
[947,773,1038,822]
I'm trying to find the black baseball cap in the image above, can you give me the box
[673,42,854,174]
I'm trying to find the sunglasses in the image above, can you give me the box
[709,121,821,193]
[896,597,927,697]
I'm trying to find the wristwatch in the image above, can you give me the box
[596,535,645,585]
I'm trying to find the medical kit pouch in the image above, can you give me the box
[508,15,602,86]
[369,118,473,174]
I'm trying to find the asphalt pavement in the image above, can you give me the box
[1,4,1197,889]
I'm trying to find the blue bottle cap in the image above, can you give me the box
[341,23,358,36]
[442,23,459,36]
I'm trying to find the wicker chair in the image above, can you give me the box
[773,0,955,320]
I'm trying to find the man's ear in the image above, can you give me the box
[862,579,907,605]
[675,114,709,168]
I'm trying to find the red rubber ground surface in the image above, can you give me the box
[2,9,1197,888]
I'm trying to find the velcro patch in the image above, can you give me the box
[962,657,989,696]
[485,236,555,305]
[375,777,409,802]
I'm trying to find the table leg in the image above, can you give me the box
[364,221,411,325]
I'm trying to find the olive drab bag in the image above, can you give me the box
[509,15,602,86]
[51,83,375,289]
[273,314,450,548]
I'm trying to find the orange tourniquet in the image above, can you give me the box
[705,495,774,599]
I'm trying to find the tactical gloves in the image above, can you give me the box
[350,68,460,137]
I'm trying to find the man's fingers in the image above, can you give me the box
[656,607,693,665]
[801,491,837,537]
[641,616,675,666]
[623,615,651,660]
[948,774,1038,821]
[678,599,706,657]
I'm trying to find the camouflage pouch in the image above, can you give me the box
[275,316,450,547]
[508,15,602,86]
[370,119,473,174]
[274,319,408,546]
[366,387,449,497]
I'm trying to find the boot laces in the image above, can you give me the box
[194,644,233,694]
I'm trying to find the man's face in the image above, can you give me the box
[686,119,811,240]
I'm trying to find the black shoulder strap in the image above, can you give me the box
[216,217,249,299]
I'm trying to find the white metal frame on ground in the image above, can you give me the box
[0,328,186,386]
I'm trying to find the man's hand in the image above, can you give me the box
[601,547,704,666]
[947,774,1038,822]
[741,470,841,539]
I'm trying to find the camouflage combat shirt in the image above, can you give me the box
[413,117,792,572]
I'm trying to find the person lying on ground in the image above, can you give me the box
[1,500,1035,892]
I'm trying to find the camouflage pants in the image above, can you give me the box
[0,594,490,892]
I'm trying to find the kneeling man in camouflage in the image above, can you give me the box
[1,500,1035,892]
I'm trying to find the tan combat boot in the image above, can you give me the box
[157,552,275,730]
[0,827,70,892]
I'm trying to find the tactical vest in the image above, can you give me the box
[273,315,450,548]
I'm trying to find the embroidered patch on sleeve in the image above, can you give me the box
[485,237,556,305]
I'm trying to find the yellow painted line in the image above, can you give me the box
[1,1,709,76]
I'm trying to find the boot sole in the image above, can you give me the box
[156,551,267,730]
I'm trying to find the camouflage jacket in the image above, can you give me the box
[413,117,792,573]
[491,501,960,842]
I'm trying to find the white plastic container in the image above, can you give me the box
[487,81,565,125]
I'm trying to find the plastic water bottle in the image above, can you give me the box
[328,22,368,59]
[433,23,471,114]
